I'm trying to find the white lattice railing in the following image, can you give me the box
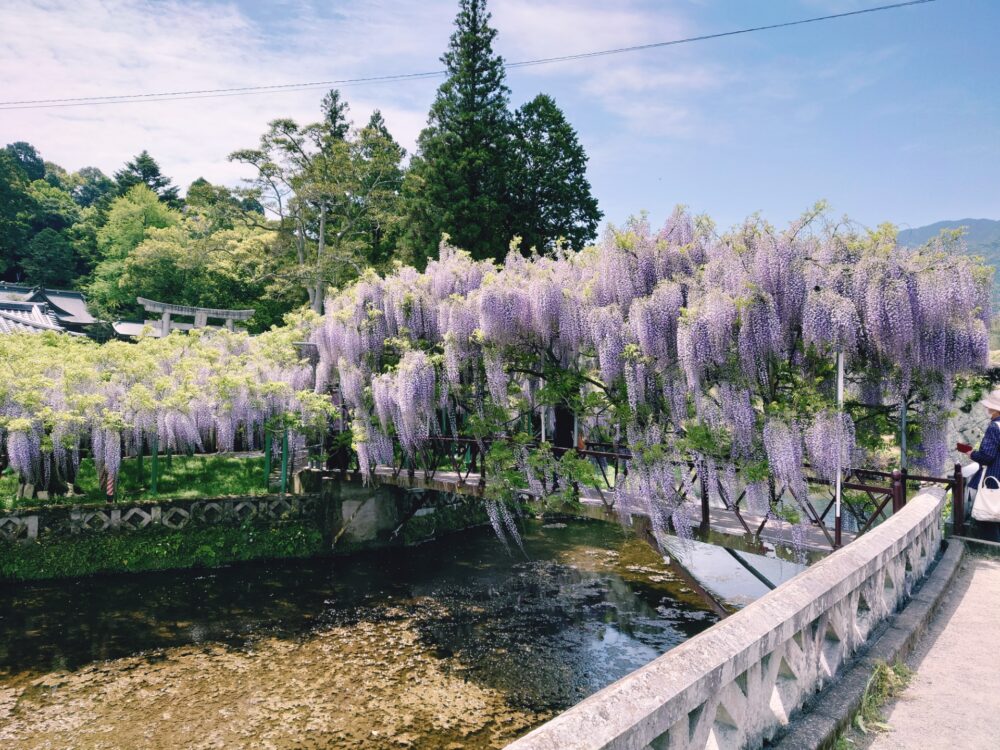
[505,488,945,750]
[0,494,319,541]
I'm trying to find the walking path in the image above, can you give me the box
[868,554,1000,750]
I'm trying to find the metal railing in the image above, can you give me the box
[318,431,967,552]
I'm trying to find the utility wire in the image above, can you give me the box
[0,0,938,111]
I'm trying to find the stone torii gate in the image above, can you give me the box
[136,297,254,337]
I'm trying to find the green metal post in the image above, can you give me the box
[137,443,144,485]
[280,430,289,495]
[900,400,908,471]
[264,431,272,489]
[151,434,159,495]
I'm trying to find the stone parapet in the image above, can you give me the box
[505,488,945,750]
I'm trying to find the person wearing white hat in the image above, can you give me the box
[957,388,1000,541]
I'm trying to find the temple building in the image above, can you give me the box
[0,284,97,335]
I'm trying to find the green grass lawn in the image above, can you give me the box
[0,453,270,510]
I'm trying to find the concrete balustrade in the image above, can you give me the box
[505,488,945,750]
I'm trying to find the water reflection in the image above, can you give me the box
[0,518,718,749]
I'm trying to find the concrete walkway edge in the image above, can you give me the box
[773,539,967,750]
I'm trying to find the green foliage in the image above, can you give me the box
[0,454,269,510]
[0,149,34,275]
[850,660,912,736]
[0,520,324,581]
[510,94,602,253]
[4,141,45,181]
[230,90,407,312]
[22,228,75,287]
[402,0,514,265]
[26,178,80,233]
[113,150,180,207]
[88,185,181,315]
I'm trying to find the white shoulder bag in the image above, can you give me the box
[972,474,1000,523]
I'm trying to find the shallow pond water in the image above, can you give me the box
[0,518,719,749]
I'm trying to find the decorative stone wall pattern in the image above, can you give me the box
[505,488,945,750]
[0,494,320,543]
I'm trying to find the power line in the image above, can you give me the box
[0,0,938,111]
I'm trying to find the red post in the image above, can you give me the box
[891,469,904,514]
[953,462,966,537]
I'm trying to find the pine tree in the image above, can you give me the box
[510,94,602,253]
[402,0,513,264]
[114,150,180,207]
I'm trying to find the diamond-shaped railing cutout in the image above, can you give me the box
[821,623,843,676]
[0,518,22,538]
[769,684,790,724]
[792,629,804,650]
[201,503,223,523]
[688,701,706,741]
[715,702,739,730]
[83,512,109,531]
[233,502,256,521]
[269,499,293,517]
[162,507,189,529]
[857,593,871,616]
[810,617,821,640]
[735,670,748,698]
[884,570,895,590]
[705,705,740,750]
[905,556,913,573]
[777,656,797,683]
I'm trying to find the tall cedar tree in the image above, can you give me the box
[510,94,602,253]
[402,0,512,265]
[114,150,181,207]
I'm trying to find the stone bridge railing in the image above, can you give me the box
[0,493,321,542]
[506,487,946,750]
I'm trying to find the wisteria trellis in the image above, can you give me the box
[0,319,331,494]
[0,209,990,541]
[311,209,990,538]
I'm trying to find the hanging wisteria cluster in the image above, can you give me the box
[309,208,990,535]
[1,207,989,534]
[0,322,330,494]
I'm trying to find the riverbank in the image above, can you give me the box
[0,518,325,581]
[0,519,719,750]
[0,478,489,582]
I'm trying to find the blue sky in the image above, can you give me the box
[1,0,997,234]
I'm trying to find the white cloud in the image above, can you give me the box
[0,0,444,190]
[491,0,684,60]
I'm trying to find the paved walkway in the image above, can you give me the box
[868,555,1000,750]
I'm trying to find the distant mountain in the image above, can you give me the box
[897,218,1000,253]
[898,218,1000,308]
